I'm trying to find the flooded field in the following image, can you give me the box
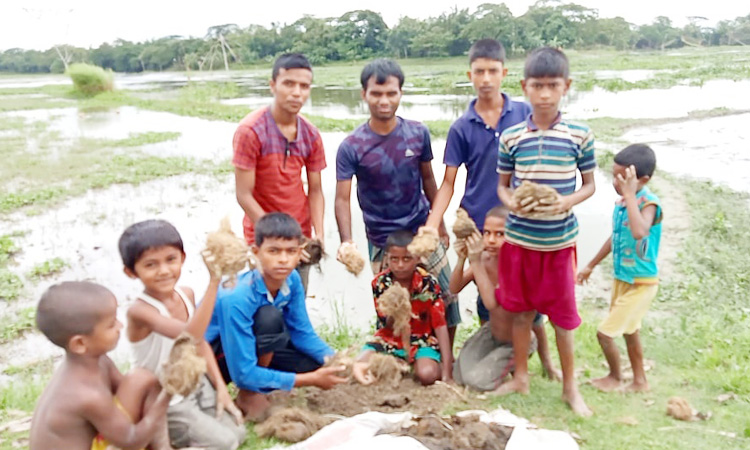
[1,64,748,377]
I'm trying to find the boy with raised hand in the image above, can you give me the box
[578,144,662,393]
[450,207,560,391]
[206,213,346,421]
[495,47,596,416]
[30,281,173,450]
[120,219,246,449]
[352,230,453,386]
[423,39,530,322]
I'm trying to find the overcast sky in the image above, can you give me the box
[2,0,747,51]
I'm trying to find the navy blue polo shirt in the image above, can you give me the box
[443,94,531,230]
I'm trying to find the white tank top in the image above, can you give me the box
[130,287,195,375]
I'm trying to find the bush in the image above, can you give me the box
[65,63,113,95]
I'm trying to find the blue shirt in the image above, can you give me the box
[205,269,333,393]
[612,186,662,284]
[443,95,531,230]
[336,117,433,248]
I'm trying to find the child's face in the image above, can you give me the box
[129,245,185,296]
[253,237,302,283]
[482,216,506,254]
[521,76,571,114]
[387,246,418,283]
[468,58,507,100]
[85,295,122,354]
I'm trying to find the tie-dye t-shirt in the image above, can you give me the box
[336,118,433,248]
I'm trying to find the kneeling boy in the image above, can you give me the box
[206,213,346,421]
[353,230,453,386]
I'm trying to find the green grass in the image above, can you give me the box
[0,307,35,343]
[80,131,181,148]
[27,258,68,280]
[0,233,23,302]
[0,114,230,214]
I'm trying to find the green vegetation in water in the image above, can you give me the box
[81,131,181,148]
[0,307,35,343]
[27,258,68,280]
[0,233,23,302]
[0,115,230,214]
[66,63,113,96]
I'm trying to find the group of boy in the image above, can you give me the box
[29,37,664,449]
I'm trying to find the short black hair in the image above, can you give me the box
[469,39,506,64]
[385,229,414,252]
[614,144,657,178]
[360,59,405,90]
[36,281,114,349]
[485,205,510,220]
[524,47,569,79]
[272,53,312,80]
[255,212,302,246]
[118,219,184,271]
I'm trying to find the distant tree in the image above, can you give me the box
[636,16,681,49]
[387,17,423,58]
[205,24,240,70]
[333,10,388,59]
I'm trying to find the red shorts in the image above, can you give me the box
[495,243,581,330]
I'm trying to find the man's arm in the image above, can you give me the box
[425,166,459,229]
[234,168,265,224]
[420,161,449,245]
[334,179,353,244]
[307,170,325,241]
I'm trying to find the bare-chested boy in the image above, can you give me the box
[30,281,173,450]
[450,207,559,390]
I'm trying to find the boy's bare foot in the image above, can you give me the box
[493,377,530,395]
[621,381,650,393]
[590,375,622,392]
[562,389,593,417]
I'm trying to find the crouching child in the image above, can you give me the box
[353,230,453,386]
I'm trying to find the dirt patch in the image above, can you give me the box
[203,216,255,288]
[297,378,476,417]
[452,208,479,239]
[408,227,439,259]
[666,396,693,421]
[300,238,325,267]
[395,414,513,450]
[512,181,558,218]
[338,243,365,275]
[376,285,412,338]
[255,407,330,443]
[159,332,206,396]
[367,353,409,387]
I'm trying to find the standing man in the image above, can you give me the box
[335,59,460,345]
[233,53,325,290]
[424,39,531,322]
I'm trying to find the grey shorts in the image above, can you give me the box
[167,375,246,450]
[453,322,537,392]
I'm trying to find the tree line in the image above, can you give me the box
[2,1,749,74]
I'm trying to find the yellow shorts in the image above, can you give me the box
[598,280,658,338]
[91,397,143,450]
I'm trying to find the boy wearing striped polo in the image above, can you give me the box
[495,47,596,416]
